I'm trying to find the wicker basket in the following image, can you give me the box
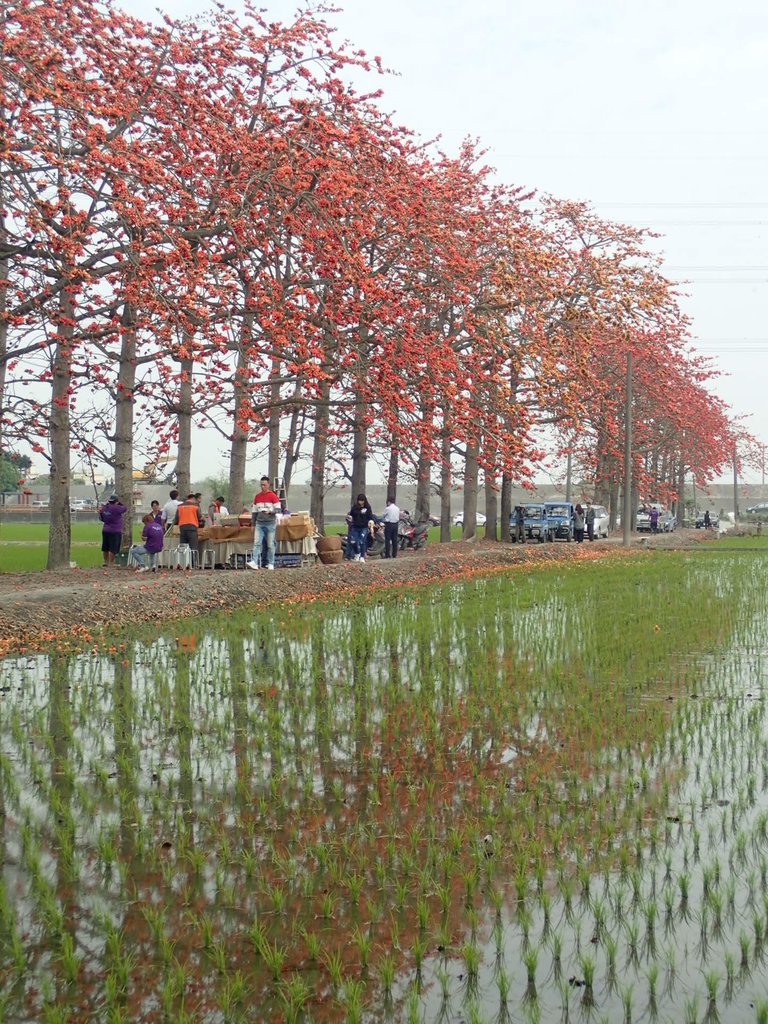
[316,535,342,553]
[318,549,343,565]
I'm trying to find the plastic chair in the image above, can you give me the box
[157,547,175,570]
[199,548,215,570]
[175,544,199,569]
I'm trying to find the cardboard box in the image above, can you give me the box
[288,513,312,525]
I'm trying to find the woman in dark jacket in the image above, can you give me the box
[346,493,374,562]
[573,503,586,543]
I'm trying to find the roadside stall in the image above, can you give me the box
[274,513,317,567]
[162,514,317,569]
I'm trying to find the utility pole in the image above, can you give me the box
[622,351,633,547]
[733,444,738,525]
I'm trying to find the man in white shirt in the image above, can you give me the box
[382,497,400,559]
[161,489,181,530]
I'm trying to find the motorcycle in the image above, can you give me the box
[341,516,385,559]
[398,512,428,551]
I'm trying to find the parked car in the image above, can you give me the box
[695,510,718,529]
[31,500,48,508]
[453,511,487,527]
[591,504,609,539]
[636,504,676,533]
[544,501,575,541]
[746,502,768,516]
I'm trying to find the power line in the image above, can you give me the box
[665,266,768,271]
[596,202,768,209]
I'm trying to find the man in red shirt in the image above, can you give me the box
[248,476,281,570]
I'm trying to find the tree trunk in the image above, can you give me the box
[229,353,249,511]
[415,439,431,525]
[351,393,368,498]
[484,469,498,541]
[462,441,479,541]
[440,427,452,543]
[675,460,686,524]
[281,379,304,497]
[268,351,281,485]
[310,382,331,532]
[114,301,136,550]
[175,350,193,497]
[228,280,255,511]
[500,474,512,542]
[594,446,612,508]
[387,442,399,502]
[47,288,73,569]
[0,182,7,456]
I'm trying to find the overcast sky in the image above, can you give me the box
[127,0,768,485]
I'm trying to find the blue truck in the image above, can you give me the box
[544,501,575,541]
[510,502,575,543]
[511,503,552,543]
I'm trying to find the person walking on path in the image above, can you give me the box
[573,503,586,543]
[650,507,659,534]
[99,494,127,567]
[130,513,164,572]
[248,477,280,570]
[382,497,400,558]
[586,502,596,542]
[346,493,375,562]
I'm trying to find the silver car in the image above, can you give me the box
[590,504,609,538]
[636,504,675,532]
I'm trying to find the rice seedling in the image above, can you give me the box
[324,947,345,989]
[377,952,396,997]
[5,551,768,1021]
[280,973,311,1024]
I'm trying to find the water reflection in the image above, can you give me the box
[1,555,766,1022]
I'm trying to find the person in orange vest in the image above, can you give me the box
[174,494,204,565]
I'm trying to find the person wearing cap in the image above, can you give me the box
[99,494,127,568]
[174,494,205,565]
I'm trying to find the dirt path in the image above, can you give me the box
[0,532,711,654]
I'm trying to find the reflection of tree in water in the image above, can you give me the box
[311,619,333,800]
[48,652,76,1006]
[173,646,194,827]
[113,653,139,862]
[227,636,251,812]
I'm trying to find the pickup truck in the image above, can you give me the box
[545,501,575,541]
[510,503,554,543]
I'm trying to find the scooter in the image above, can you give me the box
[398,513,428,551]
[341,518,385,559]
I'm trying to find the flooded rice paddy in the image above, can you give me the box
[2,553,768,1022]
